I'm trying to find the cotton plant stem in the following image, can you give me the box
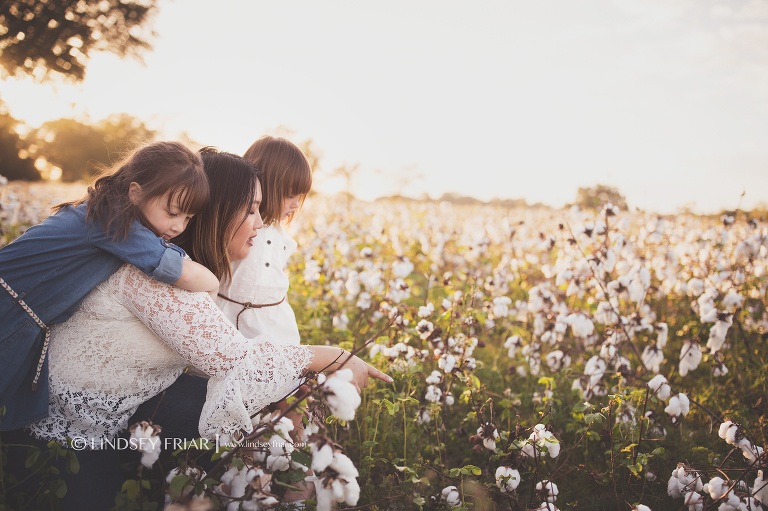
[564,220,649,374]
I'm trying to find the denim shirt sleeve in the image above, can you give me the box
[88,219,185,284]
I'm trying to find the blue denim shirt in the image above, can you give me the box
[0,203,185,430]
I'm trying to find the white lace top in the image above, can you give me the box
[29,264,313,445]
[217,224,300,344]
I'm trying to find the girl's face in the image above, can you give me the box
[228,181,264,261]
[280,194,302,223]
[136,189,194,240]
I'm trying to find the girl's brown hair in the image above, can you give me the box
[173,148,261,283]
[55,141,208,240]
[243,136,312,227]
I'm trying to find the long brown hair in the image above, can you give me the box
[55,141,208,240]
[173,148,260,283]
[243,136,312,227]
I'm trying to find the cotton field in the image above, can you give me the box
[2,181,767,510]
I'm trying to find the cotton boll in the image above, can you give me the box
[753,470,768,505]
[441,486,461,507]
[704,476,728,500]
[495,466,521,493]
[425,385,442,402]
[323,368,361,421]
[688,278,705,296]
[535,480,559,503]
[504,335,522,358]
[642,345,664,373]
[679,341,702,377]
[311,443,334,473]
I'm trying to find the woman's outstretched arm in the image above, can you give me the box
[307,346,393,392]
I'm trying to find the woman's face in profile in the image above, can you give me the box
[227,181,264,262]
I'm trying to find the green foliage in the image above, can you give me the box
[0,0,158,82]
[0,97,40,181]
[32,114,157,182]
[574,184,628,210]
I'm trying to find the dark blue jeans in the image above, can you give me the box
[2,373,209,511]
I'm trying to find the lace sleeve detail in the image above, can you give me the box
[116,265,314,438]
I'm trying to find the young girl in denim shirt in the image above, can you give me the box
[0,140,218,431]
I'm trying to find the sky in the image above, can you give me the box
[2,0,768,213]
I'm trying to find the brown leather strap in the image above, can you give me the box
[217,293,285,329]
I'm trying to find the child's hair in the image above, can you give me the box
[55,141,209,240]
[174,147,261,283]
[243,136,312,227]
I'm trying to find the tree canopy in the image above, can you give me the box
[32,113,157,181]
[574,184,628,211]
[0,0,157,82]
[0,97,40,180]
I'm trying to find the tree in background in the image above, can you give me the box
[574,184,628,211]
[0,0,157,82]
[0,97,40,180]
[31,113,156,182]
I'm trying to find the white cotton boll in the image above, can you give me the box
[342,477,360,506]
[722,290,744,311]
[324,368,361,421]
[665,396,682,417]
[646,472,657,482]
[222,466,249,500]
[719,421,737,444]
[633,506,652,511]
[648,374,671,401]
[441,486,461,507]
[569,314,595,338]
[688,278,705,296]
[442,298,452,310]
[584,356,607,388]
[439,353,456,374]
[705,477,728,500]
[356,291,372,309]
[332,313,349,331]
[504,335,522,358]
[656,323,668,348]
[533,503,559,511]
[493,296,512,317]
[684,491,703,511]
[679,341,702,377]
[418,302,434,318]
[642,346,664,374]
[311,443,334,473]
[425,370,442,385]
[678,393,690,416]
[129,423,162,468]
[267,454,290,472]
[496,466,521,493]
[629,277,647,303]
[555,269,573,286]
[668,472,682,498]
[425,385,442,402]
[753,470,768,505]
[330,451,359,479]
[392,257,414,278]
[595,301,618,325]
[445,392,454,406]
[535,480,559,503]
[416,408,430,424]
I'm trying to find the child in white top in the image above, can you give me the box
[217,136,312,344]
